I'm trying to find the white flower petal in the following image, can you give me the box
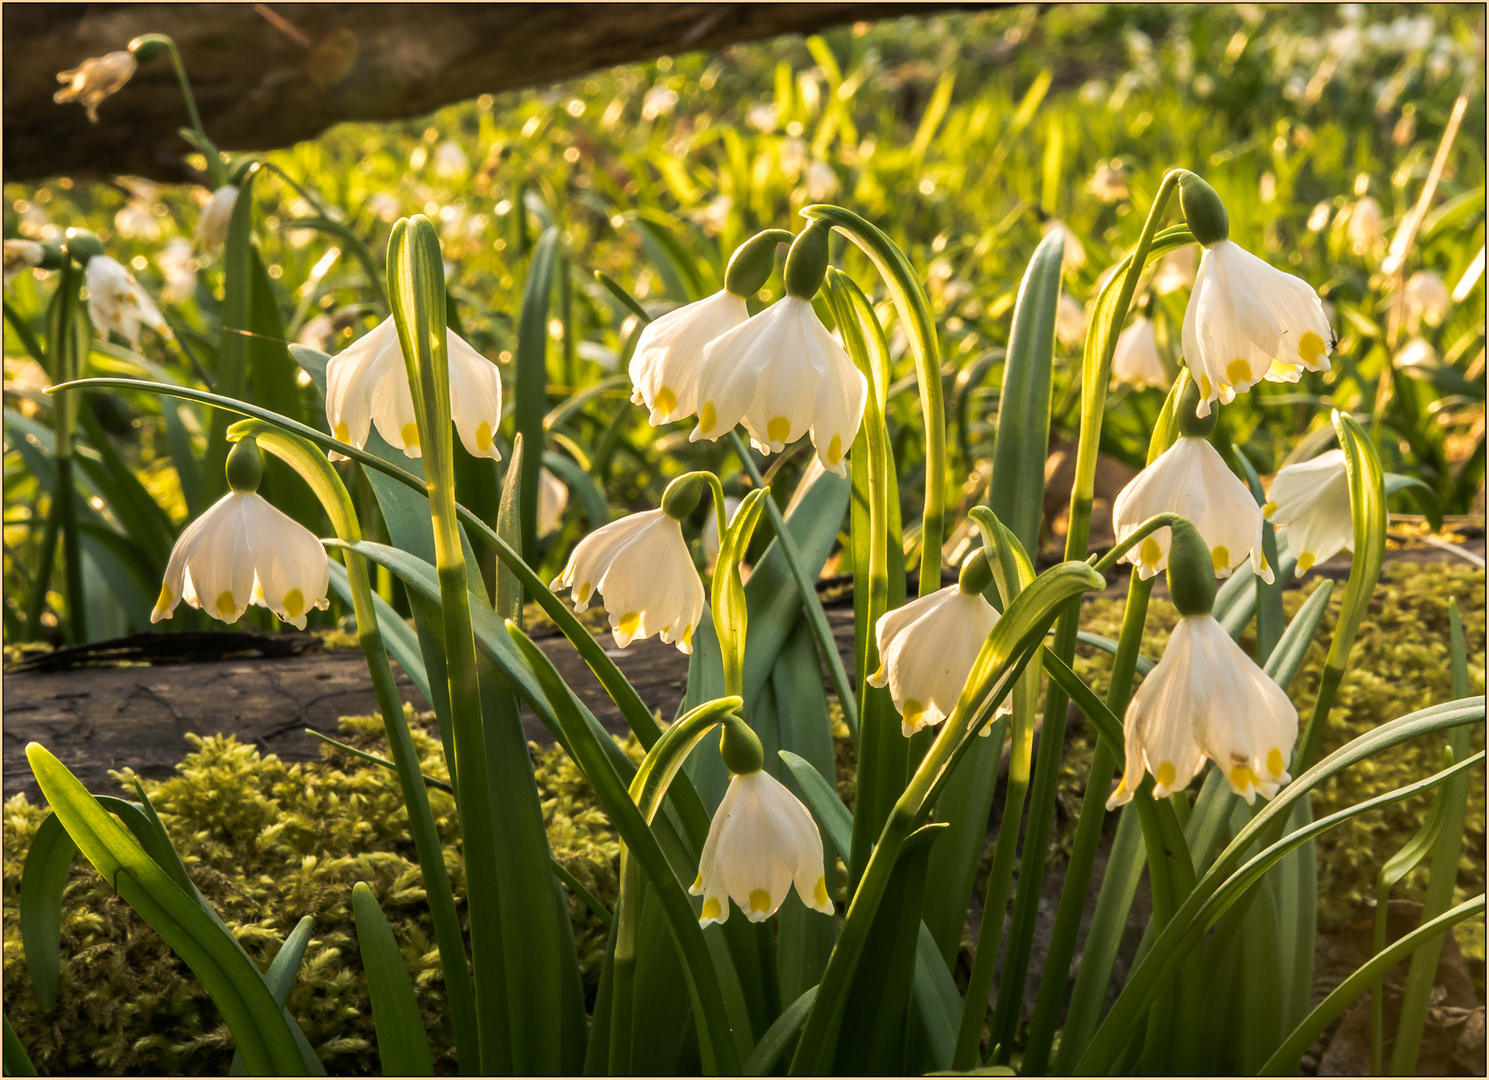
[446,330,504,460]
[629,290,748,424]
[239,494,331,629]
[1264,449,1353,575]
[868,584,1001,736]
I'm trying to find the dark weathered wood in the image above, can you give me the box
[3,3,969,183]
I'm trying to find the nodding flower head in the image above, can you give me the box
[54,51,137,122]
[1263,449,1353,576]
[86,255,170,347]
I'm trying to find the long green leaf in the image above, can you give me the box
[3,1016,36,1077]
[18,812,74,1011]
[352,882,436,1076]
[516,227,559,566]
[744,986,819,1077]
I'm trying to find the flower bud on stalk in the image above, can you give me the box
[660,471,707,522]
[784,219,832,300]
[1177,170,1229,247]
[1165,516,1217,617]
[225,435,264,494]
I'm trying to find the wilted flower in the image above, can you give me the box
[1087,159,1131,203]
[689,296,867,478]
[1182,240,1334,417]
[537,467,568,538]
[54,51,136,122]
[629,291,748,425]
[550,508,704,652]
[152,490,330,629]
[867,561,1004,737]
[1346,196,1385,255]
[1110,315,1169,389]
[1152,245,1198,295]
[1403,270,1450,329]
[194,185,239,252]
[1264,449,1352,575]
[1055,292,1087,349]
[86,254,170,346]
[4,240,45,285]
[1112,436,1273,582]
[1107,613,1297,808]
[156,238,197,303]
[692,768,833,925]
[325,316,504,461]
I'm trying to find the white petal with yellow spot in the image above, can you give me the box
[1263,449,1353,577]
[628,290,748,425]
[152,492,330,629]
[549,509,704,654]
[1111,436,1273,583]
[85,255,170,348]
[1182,239,1333,417]
[1108,614,1296,809]
[691,769,833,926]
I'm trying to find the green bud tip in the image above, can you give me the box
[128,34,172,63]
[661,473,707,521]
[225,437,264,494]
[63,229,104,265]
[784,220,833,300]
[724,229,792,298]
[37,242,67,271]
[1176,372,1217,436]
[719,713,765,775]
[958,550,994,596]
[1165,517,1217,617]
[227,157,257,185]
[1177,171,1229,247]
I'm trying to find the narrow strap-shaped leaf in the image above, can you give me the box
[326,560,432,705]
[3,1015,37,1077]
[744,986,819,1076]
[19,812,76,1011]
[229,917,321,1076]
[1263,579,1335,689]
[352,883,436,1076]
[516,227,559,566]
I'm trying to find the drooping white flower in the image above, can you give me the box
[550,509,704,653]
[537,467,568,538]
[194,185,239,252]
[433,141,469,179]
[1152,245,1198,295]
[867,579,1004,737]
[1112,436,1273,582]
[152,491,330,629]
[86,254,170,346]
[114,199,162,241]
[54,51,136,122]
[1108,613,1297,808]
[1346,196,1385,255]
[1055,292,1087,350]
[4,240,45,285]
[1182,239,1334,417]
[689,296,867,478]
[1403,270,1450,329]
[1263,448,1352,576]
[1110,315,1169,390]
[629,290,748,425]
[691,768,833,925]
[155,238,197,303]
[1086,160,1131,204]
[325,316,504,461]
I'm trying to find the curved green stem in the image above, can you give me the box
[801,204,945,597]
[1087,511,1191,576]
[156,37,218,186]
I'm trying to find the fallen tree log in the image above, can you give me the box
[4,2,967,183]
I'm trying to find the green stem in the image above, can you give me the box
[22,491,61,640]
[48,258,84,644]
[728,431,858,733]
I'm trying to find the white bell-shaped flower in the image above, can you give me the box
[688,296,867,478]
[1346,196,1385,255]
[1182,240,1334,417]
[1112,436,1273,582]
[1108,614,1297,808]
[1264,449,1352,576]
[194,185,239,252]
[4,240,45,285]
[54,51,136,122]
[1111,315,1169,390]
[325,316,504,461]
[86,255,170,347]
[550,509,704,653]
[152,491,330,629]
[628,290,748,425]
[867,580,1003,738]
[1403,271,1450,329]
[537,467,568,538]
[691,768,833,925]
[1055,293,1087,349]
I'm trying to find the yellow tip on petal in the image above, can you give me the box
[1299,330,1326,366]
[1211,545,1230,573]
[1155,760,1177,789]
[1230,764,1260,791]
[617,611,640,637]
[698,401,717,434]
[767,416,791,445]
[700,897,722,921]
[155,584,173,613]
[813,876,830,908]
[1296,552,1315,573]
[401,422,419,449]
[654,386,677,416]
[1226,358,1251,386]
[215,590,238,619]
[682,624,693,647]
[333,421,350,443]
[902,699,926,731]
[1199,374,1213,399]
[1140,537,1162,570]
[1262,500,1277,518]
[476,420,492,452]
[1267,747,1285,776]
[282,588,305,620]
[748,888,773,915]
[826,434,842,464]
[576,582,593,605]
[692,873,703,890]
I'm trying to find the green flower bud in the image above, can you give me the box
[661,472,707,521]
[225,437,264,494]
[227,157,258,186]
[1176,372,1217,437]
[37,242,67,271]
[719,712,765,775]
[1177,171,1229,247]
[784,220,832,300]
[957,549,994,596]
[63,228,104,265]
[127,34,173,64]
[1166,516,1217,617]
[724,228,792,297]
